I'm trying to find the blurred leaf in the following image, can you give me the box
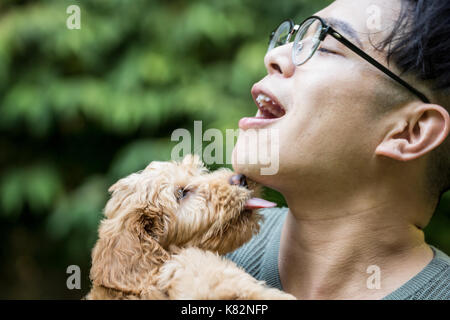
[0,170,24,217]
[109,139,175,179]
[47,176,108,239]
[0,165,62,217]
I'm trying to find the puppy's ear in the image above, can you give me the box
[108,172,141,194]
[90,206,170,295]
[105,172,147,219]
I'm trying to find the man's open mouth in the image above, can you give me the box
[238,89,286,130]
[255,93,286,119]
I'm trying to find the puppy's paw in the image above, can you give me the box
[157,247,295,300]
[157,247,224,299]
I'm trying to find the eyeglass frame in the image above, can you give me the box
[268,16,430,104]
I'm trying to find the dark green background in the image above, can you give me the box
[0,0,448,299]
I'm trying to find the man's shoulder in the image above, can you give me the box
[412,245,450,300]
[385,245,450,300]
[230,206,288,253]
[258,206,289,231]
[224,207,288,278]
[242,206,288,246]
[432,245,450,266]
[429,245,450,288]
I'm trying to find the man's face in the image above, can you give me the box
[232,0,405,192]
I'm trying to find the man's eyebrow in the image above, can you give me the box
[323,17,364,49]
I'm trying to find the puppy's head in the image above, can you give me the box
[160,154,273,255]
[90,154,275,294]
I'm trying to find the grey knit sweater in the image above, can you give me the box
[226,207,450,300]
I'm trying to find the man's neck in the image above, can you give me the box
[278,193,434,300]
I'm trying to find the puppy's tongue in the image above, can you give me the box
[244,198,277,209]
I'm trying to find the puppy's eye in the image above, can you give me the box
[175,188,190,201]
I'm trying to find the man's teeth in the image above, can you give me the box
[256,93,274,107]
[256,93,284,118]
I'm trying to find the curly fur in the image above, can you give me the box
[86,154,294,300]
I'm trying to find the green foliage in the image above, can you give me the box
[0,0,448,299]
[0,165,62,217]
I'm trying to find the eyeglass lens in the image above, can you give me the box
[268,18,323,66]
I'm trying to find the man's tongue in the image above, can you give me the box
[244,198,277,210]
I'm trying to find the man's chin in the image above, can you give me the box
[232,161,260,178]
[231,152,271,185]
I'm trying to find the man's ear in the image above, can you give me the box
[375,104,450,161]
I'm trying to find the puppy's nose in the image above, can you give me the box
[229,174,248,188]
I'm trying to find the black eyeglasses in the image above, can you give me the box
[268,16,430,104]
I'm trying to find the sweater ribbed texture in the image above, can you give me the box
[225,207,450,300]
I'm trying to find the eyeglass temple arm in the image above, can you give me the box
[327,28,430,104]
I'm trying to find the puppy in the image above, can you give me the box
[87,154,295,300]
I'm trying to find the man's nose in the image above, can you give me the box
[229,174,248,188]
[264,43,295,78]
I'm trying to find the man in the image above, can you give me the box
[228,0,450,299]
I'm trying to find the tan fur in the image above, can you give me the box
[86,154,295,300]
